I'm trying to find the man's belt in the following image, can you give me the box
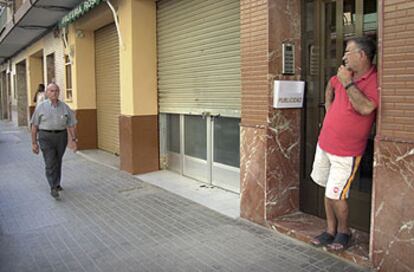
[39,129,66,133]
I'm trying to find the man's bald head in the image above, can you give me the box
[46,83,60,92]
[46,83,60,102]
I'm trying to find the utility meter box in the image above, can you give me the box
[273,80,305,109]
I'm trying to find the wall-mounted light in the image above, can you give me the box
[76,29,85,39]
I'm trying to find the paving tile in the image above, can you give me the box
[0,121,370,272]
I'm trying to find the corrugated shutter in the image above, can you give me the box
[95,23,120,155]
[157,0,241,118]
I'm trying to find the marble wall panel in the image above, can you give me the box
[240,0,304,226]
[266,109,301,220]
[265,0,302,220]
[371,140,414,272]
[240,125,267,225]
[268,0,301,78]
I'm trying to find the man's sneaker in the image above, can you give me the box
[57,185,63,191]
[51,188,59,198]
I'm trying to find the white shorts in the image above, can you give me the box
[310,145,362,200]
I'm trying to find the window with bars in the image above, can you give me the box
[64,55,72,101]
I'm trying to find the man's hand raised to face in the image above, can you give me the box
[337,65,353,87]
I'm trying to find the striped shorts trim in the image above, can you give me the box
[310,145,362,200]
[339,156,362,200]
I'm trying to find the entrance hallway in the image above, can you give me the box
[0,121,367,272]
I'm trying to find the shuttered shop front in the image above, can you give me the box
[157,0,241,117]
[95,23,120,155]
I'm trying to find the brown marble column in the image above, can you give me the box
[265,0,302,219]
[240,126,266,224]
[240,0,302,224]
[119,115,159,174]
[265,110,301,219]
[239,0,269,225]
[371,139,414,271]
[373,1,414,269]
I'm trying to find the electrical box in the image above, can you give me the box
[282,43,295,75]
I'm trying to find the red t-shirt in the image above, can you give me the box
[318,67,378,156]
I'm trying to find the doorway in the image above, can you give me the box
[0,71,7,120]
[301,0,377,232]
[95,23,121,155]
[16,60,28,127]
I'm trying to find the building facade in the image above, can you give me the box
[0,0,413,271]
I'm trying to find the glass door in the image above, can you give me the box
[183,115,209,182]
[166,113,240,193]
[212,116,240,193]
[301,0,377,232]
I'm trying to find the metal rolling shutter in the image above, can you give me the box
[157,0,241,118]
[95,23,120,154]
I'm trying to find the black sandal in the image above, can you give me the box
[310,231,335,247]
[328,232,352,251]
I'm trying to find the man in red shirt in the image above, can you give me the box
[310,37,378,251]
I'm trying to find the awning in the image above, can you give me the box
[0,0,83,64]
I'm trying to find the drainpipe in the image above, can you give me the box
[105,0,124,50]
[61,27,73,65]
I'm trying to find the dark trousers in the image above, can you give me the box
[38,130,68,189]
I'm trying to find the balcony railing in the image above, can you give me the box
[0,8,7,33]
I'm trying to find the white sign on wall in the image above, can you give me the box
[273,80,305,109]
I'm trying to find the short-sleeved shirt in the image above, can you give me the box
[31,100,77,130]
[318,66,378,156]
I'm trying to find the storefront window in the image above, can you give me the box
[213,117,240,168]
[167,114,180,153]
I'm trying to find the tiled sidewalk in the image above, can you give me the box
[0,121,369,272]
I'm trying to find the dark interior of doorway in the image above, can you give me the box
[300,0,377,233]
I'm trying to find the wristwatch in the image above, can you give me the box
[72,138,78,143]
[345,81,355,90]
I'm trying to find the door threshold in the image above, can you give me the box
[268,212,371,268]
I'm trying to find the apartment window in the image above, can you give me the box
[46,53,55,84]
[65,55,72,101]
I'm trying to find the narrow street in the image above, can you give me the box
[0,121,368,272]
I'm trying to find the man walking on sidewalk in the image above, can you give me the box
[310,36,378,251]
[31,83,78,199]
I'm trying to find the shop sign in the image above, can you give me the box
[59,0,104,28]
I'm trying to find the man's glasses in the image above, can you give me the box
[344,49,361,55]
